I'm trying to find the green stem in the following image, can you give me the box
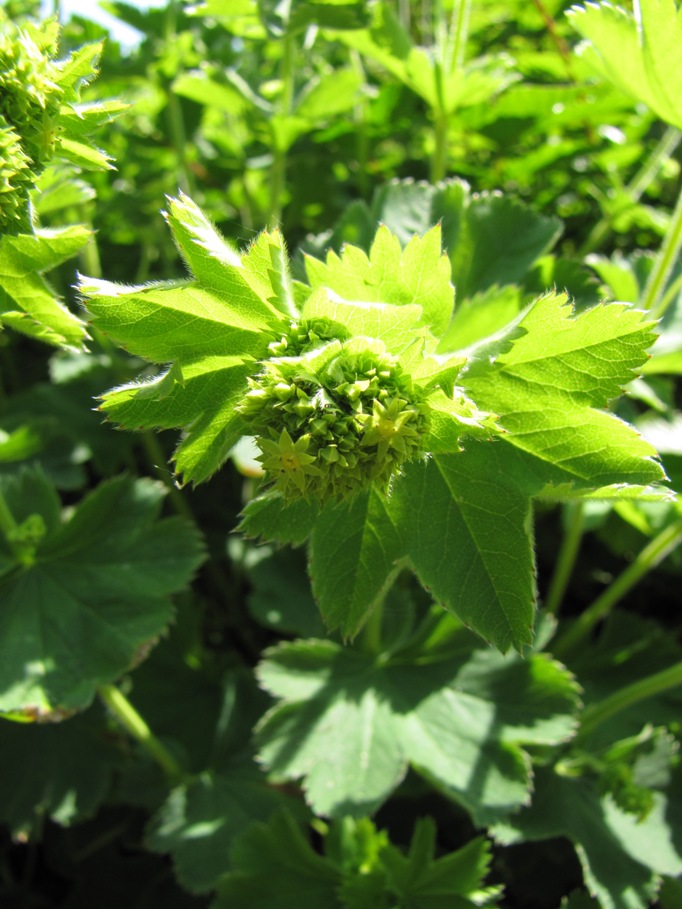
[429,0,471,183]
[430,112,449,183]
[359,561,406,655]
[641,173,682,316]
[77,204,103,279]
[544,502,584,617]
[654,268,682,319]
[350,50,370,199]
[446,0,471,73]
[139,431,194,522]
[267,32,296,227]
[0,488,19,541]
[578,127,681,258]
[164,0,197,198]
[98,683,184,781]
[553,518,682,659]
[577,659,682,740]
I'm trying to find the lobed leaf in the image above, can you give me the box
[305,223,454,336]
[568,0,682,131]
[393,451,536,652]
[0,705,118,836]
[309,489,405,638]
[0,472,204,715]
[148,767,298,894]
[256,636,579,822]
[494,766,682,909]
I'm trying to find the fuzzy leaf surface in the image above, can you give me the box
[255,637,579,823]
[82,195,291,483]
[0,471,204,715]
[463,294,667,496]
[392,449,536,650]
[309,489,405,638]
[304,224,454,336]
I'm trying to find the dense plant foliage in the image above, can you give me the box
[1,1,681,907]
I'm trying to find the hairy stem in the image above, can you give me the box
[98,683,185,781]
[554,518,682,658]
[577,659,682,740]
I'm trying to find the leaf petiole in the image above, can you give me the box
[576,659,682,741]
[544,502,585,618]
[98,683,185,782]
[643,175,682,318]
[553,518,682,658]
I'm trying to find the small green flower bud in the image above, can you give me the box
[240,322,431,502]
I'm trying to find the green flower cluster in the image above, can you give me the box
[0,13,62,231]
[240,321,430,501]
[0,118,32,232]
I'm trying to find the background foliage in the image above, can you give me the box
[1,0,681,907]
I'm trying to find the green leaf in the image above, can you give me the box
[376,823,501,907]
[295,67,364,121]
[82,279,271,364]
[81,196,297,484]
[301,288,425,356]
[463,294,667,496]
[244,544,326,637]
[258,0,370,36]
[0,705,118,836]
[568,0,682,131]
[309,488,405,637]
[494,765,682,909]
[238,489,320,545]
[333,3,515,115]
[101,357,252,484]
[0,472,204,715]
[0,227,89,348]
[148,766,298,894]
[173,70,252,115]
[256,637,579,822]
[393,449,536,651]
[57,136,113,170]
[216,811,501,908]
[363,179,562,303]
[215,811,341,907]
[305,224,454,336]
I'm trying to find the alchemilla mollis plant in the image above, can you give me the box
[1,1,682,908]
[82,192,666,648]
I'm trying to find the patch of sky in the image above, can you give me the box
[40,0,167,48]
